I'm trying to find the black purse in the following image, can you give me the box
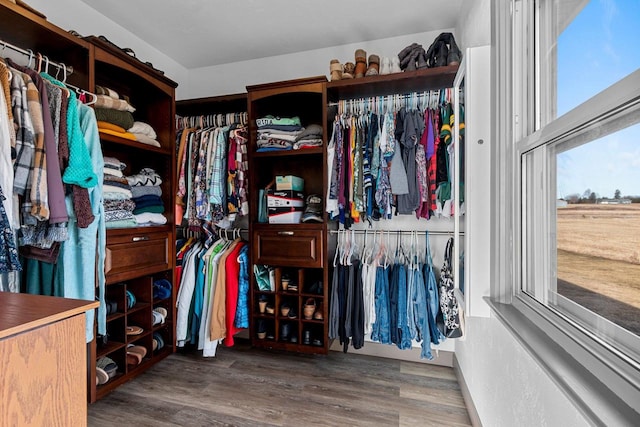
[437,237,463,338]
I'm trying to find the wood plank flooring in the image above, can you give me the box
[88,341,471,426]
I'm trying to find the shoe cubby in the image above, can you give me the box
[97,316,126,357]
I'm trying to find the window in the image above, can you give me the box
[506,0,640,419]
[519,0,640,362]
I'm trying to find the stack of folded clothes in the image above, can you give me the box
[293,124,323,149]
[126,168,167,226]
[256,115,303,152]
[103,156,137,229]
[94,85,161,148]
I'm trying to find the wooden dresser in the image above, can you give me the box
[0,293,98,426]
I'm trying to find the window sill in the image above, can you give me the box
[485,297,640,426]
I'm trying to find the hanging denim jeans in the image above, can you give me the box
[388,264,399,345]
[424,261,444,345]
[371,265,391,344]
[412,263,433,359]
[395,263,413,350]
[425,232,445,344]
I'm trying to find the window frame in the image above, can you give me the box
[491,0,640,423]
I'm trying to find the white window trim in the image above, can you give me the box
[490,0,640,424]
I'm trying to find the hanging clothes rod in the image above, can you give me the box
[176,111,249,130]
[329,229,463,236]
[0,38,73,76]
[327,88,454,115]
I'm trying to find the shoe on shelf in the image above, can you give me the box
[280,323,291,342]
[265,303,275,315]
[313,302,324,321]
[379,57,391,75]
[307,280,323,295]
[303,329,311,345]
[288,307,298,319]
[312,337,323,347]
[303,298,316,319]
[96,367,109,385]
[390,56,402,73]
[365,54,379,76]
[280,303,291,317]
[342,62,355,79]
[257,319,267,339]
[330,59,342,81]
[290,334,298,344]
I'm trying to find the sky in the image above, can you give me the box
[556,0,640,199]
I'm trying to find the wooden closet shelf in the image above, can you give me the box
[326,65,459,101]
[99,132,172,155]
[253,147,323,158]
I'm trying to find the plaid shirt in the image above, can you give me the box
[9,69,35,196]
[20,72,49,221]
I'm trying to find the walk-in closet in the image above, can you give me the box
[2,1,638,426]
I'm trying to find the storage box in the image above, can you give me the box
[268,206,303,224]
[267,190,305,207]
[275,175,304,191]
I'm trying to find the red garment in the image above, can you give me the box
[223,241,245,346]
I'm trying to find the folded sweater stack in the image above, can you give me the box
[103,156,137,229]
[256,115,302,152]
[94,85,161,148]
[126,168,166,226]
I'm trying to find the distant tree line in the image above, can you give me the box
[562,188,639,204]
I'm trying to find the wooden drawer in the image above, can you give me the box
[254,229,323,268]
[105,231,170,283]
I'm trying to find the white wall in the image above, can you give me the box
[26,0,189,98]
[456,0,492,49]
[182,29,455,99]
[456,316,590,426]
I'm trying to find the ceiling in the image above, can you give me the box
[80,0,464,69]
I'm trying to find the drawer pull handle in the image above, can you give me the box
[277,231,294,236]
[132,236,150,242]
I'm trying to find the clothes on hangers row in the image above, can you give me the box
[176,112,248,131]
[326,94,465,227]
[175,235,249,357]
[0,55,105,343]
[175,121,249,230]
[329,230,463,360]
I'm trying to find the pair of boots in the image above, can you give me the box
[424,32,462,68]
[397,43,428,72]
[329,50,382,81]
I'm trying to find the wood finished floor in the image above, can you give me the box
[88,341,471,426]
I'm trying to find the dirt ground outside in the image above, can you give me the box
[556,204,640,335]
